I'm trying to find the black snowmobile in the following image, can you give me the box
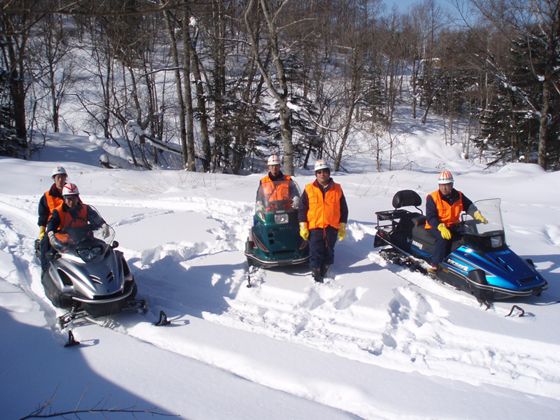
[42,224,145,328]
[374,189,548,303]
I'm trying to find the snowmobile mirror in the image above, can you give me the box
[111,240,119,249]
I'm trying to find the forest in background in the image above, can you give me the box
[1,0,559,173]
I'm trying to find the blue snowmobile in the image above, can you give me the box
[245,179,309,268]
[374,190,548,303]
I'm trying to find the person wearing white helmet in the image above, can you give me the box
[38,166,68,237]
[425,169,487,272]
[37,166,68,272]
[256,154,299,209]
[46,183,110,252]
[298,159,348,282]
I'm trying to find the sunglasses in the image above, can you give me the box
[64,195,79,200]
[316,169,330,174]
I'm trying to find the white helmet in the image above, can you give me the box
[267,154,281,166]
[437,169,454,184]
[314,159,330,172]
[51,166,67,178]
[62,183,80,196]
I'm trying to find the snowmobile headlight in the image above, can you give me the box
[490,236,503,248]
[274,213,289,224]
[77,245,104,262]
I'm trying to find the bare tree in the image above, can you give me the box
[244,0,295,175]
[0,2,37,149]
[27,14,75,133]
[183,6,211,171]
[165,9,190,168]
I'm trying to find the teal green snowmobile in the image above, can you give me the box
[245,179,309,268]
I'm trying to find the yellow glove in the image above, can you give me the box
[299,222,309,241]
[437,223,452,240]
[39,226,46,240]
[473,211,488,224]
[338,223,346,241]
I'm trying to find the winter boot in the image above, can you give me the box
[312,267,323,283]
[320,264,331,278]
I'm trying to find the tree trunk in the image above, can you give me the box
[334,47,361,171]
[537,78,550,169]
[181,10,196,171]
[212,0,227,170]
[165,11,188,168]
[244,0,294,175]
[185,13,211,171]
[3,15,28,142]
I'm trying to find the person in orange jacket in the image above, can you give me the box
[38,166,68,272]
[425,169,487,272]
[298,160,348,282]
[46,183,109,252]
[256,154,299,211]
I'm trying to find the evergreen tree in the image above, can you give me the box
[0,69,22,157]
[476,30,559,167]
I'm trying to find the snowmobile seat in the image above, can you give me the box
[412,224,436,246]
[376,190,424,225]
[411,214,427,226]
[392,190,422,209]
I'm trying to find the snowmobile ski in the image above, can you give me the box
[154,310,171,326]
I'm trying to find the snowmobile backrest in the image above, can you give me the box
[392,190,422,210]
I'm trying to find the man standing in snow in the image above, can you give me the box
[298,160,348,282]
[425,169,487,272]
[38,166,68,272]
[256,154,299,210]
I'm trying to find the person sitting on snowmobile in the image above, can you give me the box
[298,159,349,282]
[38,166,68,272]
[425,169,487,272]
[256,154,300,211]
[46,183,110,250]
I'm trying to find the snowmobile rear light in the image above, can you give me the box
[77,245,104,262]
[274,213,289,224]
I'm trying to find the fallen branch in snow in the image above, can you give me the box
[21,405,178,419]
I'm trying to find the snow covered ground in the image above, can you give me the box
[1,132,560,419]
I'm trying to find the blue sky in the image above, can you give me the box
[383,0,460,18]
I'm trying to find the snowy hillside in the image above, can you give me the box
[1,133,560,418]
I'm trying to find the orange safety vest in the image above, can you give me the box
[260,175,291,202]
[54,203,88,232]
[305,182,342,230]
[44,189,64,222]
[425,190,464,229]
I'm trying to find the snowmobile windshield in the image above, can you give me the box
[461,198,504,237]
[52,225,116,260]
[255,179,302,214]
